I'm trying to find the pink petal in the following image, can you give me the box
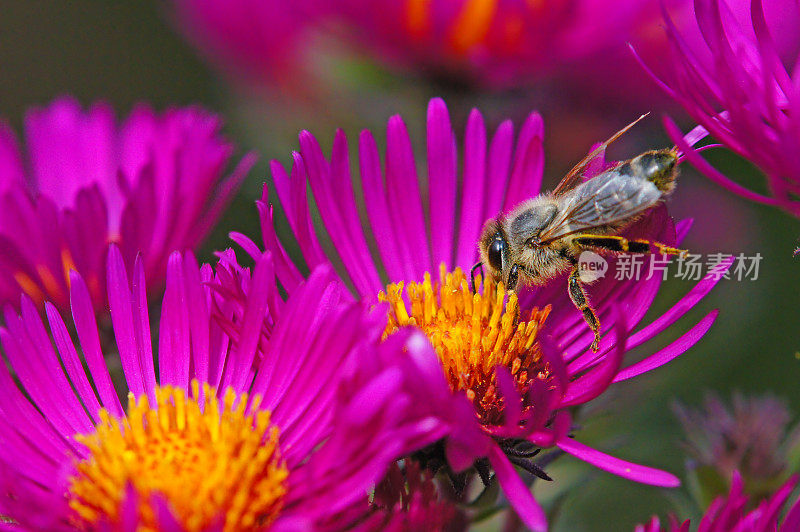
[488,444,548,532]
[557,437,680,487]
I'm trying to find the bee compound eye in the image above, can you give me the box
[488,237,505,271]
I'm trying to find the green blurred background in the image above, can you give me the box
[1,2,798,530]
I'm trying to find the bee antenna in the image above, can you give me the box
[672,142,723,164]
[470,262,483,294]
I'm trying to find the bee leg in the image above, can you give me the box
[635,240,688,257]
[470,262,483,293]
[573,235,687,257]
[568,268,601,352]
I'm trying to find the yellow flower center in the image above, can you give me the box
[68,381,288,531]
[379,265,550,425]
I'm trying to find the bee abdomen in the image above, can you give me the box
[618,149,679,194]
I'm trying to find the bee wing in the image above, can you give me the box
[552,113,650,196]
[538,169,663,243]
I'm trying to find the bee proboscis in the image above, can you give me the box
[475,115,687,352]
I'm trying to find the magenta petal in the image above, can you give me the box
[342,367,404,421]
[150,493,186,532]
[116,484,140,532]
[759,475,799,530]
[0,341,74,459]
[182,252,210,387]
[664,116,789,208]
[626,256,731,351]
[358,130,406,282]
[256,200,304,292]
[107,245,148,397]
[614,310,719,382]
[283,155,327,269]
[252,271,352,451]
[456,108,487,268]
[328,131,383,293]
[445,438,477,473]
[443,397,492,471]
[426,98,457,270]
[503,111,545,211]
[26,98,116,208]
[131,256,156,403]
[228,231,262,262]
[17,297,93,434]
[780,480,800,532]
[527,410,571,448]
[157,252,191,389]
[557,437,680,487]
[301,130,381,295]
[636,516,659,532]
[69,271,123,417]
[222,252,274,392]
[485,119,514,218]
[44,302,102,423]
[401,331,454,403]
[385,115,431,278]
[488,444,547,532]
[681,123,711,150]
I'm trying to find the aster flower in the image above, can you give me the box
[0,96,253,314]
[636,472,800,532]
[0,245,445,530]
[674,392,800,505]
[643,0,800,217]
[232,98,729,530]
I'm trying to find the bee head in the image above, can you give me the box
[479,219,509,282]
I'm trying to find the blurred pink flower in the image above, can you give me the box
[171,0,322,93]
[674,392,800,505]
[0,96,253,314]
[170,0,800,104]
[325,0,671,89]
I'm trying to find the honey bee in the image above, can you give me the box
[475,115,687,352]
